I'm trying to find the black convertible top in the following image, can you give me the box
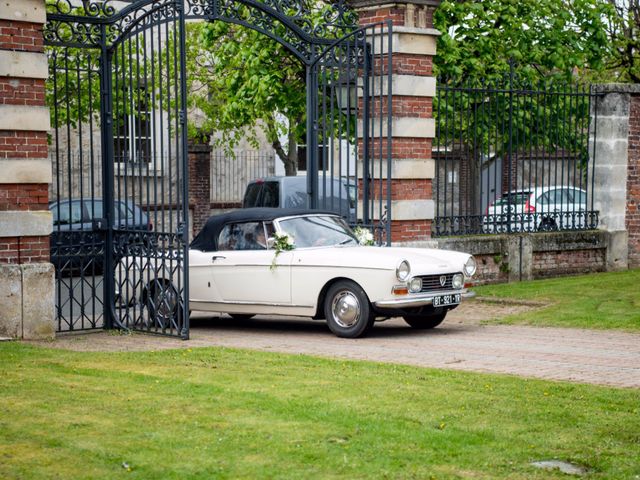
[190,208,336,252]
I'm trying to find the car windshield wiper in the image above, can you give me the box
[339,238,356,245]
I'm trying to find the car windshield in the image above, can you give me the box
[277,215,358,248]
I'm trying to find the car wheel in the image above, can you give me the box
[403,310,447,329]
[324,280,373,338]
[146,280,180,329]
[229,314,255,321]
[538,217,558,232]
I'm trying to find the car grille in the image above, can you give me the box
[415,273,460,292]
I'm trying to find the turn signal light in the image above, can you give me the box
[392,285,409,295]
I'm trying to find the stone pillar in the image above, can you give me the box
[590,85,640,270]
[0,0,55,340]
[351,0,439,243]
[188,137,212,237]
[627,88,640,268]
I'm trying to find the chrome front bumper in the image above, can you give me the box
[374,290,476,309]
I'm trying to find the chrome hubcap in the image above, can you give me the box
[154,285,177,321]
[331,291,360,328]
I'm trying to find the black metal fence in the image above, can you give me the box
[433,69,599,236]
[211,150,275,206]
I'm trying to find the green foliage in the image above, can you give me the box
[432,1,610,165]
[434,0,612,83]
[1,342,639,478]
[188,20,307,155]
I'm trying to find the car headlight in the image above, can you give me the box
[463,256,477,277]
[409,277,422,293]
[452,273,464,289]
[396,260,410,281]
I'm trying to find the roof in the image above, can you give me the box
[190,208,336,252]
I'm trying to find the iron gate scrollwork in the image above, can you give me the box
[45,0,393,339]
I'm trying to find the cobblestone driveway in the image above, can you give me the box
[47,301,640,388]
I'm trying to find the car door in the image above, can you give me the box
[51,200,91,270]
[208,221,292,304]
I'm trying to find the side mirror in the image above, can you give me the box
[266,237,276,250]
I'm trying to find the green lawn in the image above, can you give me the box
[1,342,639,479]
[473,269,640,331]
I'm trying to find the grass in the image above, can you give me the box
[473,269,640,331]
[1,342,639,479]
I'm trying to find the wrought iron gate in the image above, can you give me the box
[309,22,393,245]
[45,0,393,339]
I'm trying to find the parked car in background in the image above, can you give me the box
[50,198,151,273]
[483,186,588,233]
[242,175,355,222]
[117,208,477,338]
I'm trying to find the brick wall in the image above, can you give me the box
[628,94,640,267]
[0,236,49,264]
[0,20,44,52]
[0,131,48,158]
[532,249,606,278]
[188,140,212,236]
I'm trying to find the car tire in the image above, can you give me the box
[324,280,374,338]
[403,310,447,329]
[229,314,255,321]
[146,279,180,329]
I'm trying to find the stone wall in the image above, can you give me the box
[591,84,640,270]
[430,231,608,285]
[628,94,640,267]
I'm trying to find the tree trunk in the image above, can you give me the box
[269,119,298,176]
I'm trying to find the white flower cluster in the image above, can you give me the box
[273,232,295,249]
[354,227,374,246]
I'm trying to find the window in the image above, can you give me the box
[114,85,152,164]
[261,182,279,208]
[218,222,267,251]
[297,144,329,171]
[52,201,84,225]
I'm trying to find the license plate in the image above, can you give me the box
[433,294,461,307]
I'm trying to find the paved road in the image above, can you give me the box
[49,302,640,389]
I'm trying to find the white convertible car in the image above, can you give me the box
[118,208,477,338]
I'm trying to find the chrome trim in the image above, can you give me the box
[374,290,475,308]
[190,299,314,308]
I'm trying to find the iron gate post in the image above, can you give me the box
[99,26,116,330]
[178,0,190,340]
[306,64,318,208]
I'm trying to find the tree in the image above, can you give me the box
[183,4,358,176]
[185,21,307,175]
[604,0,640,82]
[434,0,612,83]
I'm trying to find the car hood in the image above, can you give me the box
[292,245,470,274]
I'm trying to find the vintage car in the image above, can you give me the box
[118,208,477,338]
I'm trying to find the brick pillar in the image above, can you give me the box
[0,0,54,339]
[627,90,640,268]
[351,0,439,243]
[188,137,212,237]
